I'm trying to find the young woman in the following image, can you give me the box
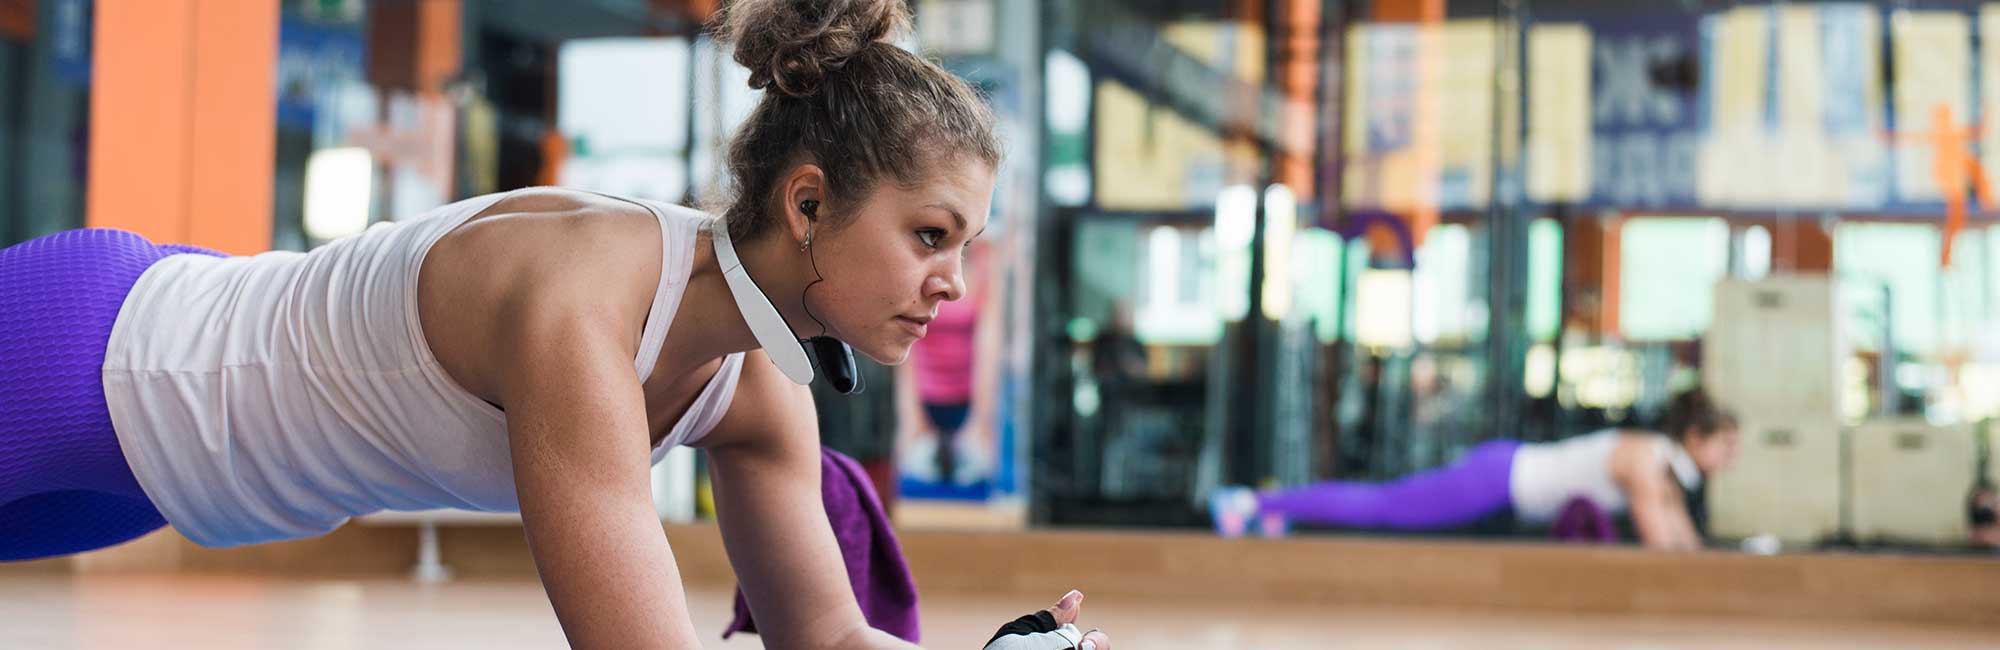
[1214,389,1741,551]
[0,1,1110,648]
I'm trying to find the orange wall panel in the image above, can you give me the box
[186,0,277,254]
[417,0,461,94]
[87,0,195,243]
[88,0,275,255]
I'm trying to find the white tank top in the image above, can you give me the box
[101,189,745,547]
[1507,429,1702,525]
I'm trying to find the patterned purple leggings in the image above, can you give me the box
[1258,440,1520,530]
[0,229,220,560]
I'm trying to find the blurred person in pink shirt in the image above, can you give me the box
[897,238,1005,489]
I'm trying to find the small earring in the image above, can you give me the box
[799,200,820,252]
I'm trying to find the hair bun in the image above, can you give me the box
[715,0,912,97]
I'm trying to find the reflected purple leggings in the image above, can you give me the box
[1257,440,1520,530]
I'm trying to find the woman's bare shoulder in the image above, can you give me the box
[416,188,666,402]
[698,351,818,452]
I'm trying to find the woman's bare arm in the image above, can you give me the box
[705,352,921,650]
[1611,436,1702,551]
[499,303,706,648]
[1625,473,1700,551]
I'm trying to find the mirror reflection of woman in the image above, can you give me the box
[1213,389,1742,551]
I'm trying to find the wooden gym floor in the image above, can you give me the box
[4,521,1997,649]
[1,573,1994,649]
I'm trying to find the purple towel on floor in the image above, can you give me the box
[722,448,920,643]
[1549,496,1619,543]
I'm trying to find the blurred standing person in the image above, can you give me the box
[897,238,1005,490]
[1089,300,1148,439]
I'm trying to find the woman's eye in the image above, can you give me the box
[918,229,945,248]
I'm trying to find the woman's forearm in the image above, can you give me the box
[1631,497,1700,551]
[1629,498,1678,550]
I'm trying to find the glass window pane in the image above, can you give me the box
[1835,222,1939,354]
[1527,218,1563,342]
[1620,217,1729,340]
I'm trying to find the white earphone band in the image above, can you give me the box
[710,217,816,386]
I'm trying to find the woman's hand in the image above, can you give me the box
[983,590,1113,650]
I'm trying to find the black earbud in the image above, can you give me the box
[793,196,857,394]
[806,336,863,394]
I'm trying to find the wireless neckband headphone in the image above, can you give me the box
[709,202,863,394]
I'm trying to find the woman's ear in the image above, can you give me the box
[778,164,826,247]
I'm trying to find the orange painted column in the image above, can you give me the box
[1562,215,1623,338]
[1601,216,1622,337]
[1277,0,1319,196]
[88,0,276,255]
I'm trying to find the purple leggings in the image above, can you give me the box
[1258,440,1520,530]
[0,230,221,561]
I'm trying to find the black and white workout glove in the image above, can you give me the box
[983,610,1096,650]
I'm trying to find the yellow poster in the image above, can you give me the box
[1437,20,1496,207]
[1093,80,1227,211]
[1697,7,1772,208]
[1093,21,1263,211]
[1342,20,1494,217]
[1526,24,1590,203]
[1771,6,1834,207]
[1892,11,1972,202]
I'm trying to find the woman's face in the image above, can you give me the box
[808,157,995,365]
[1686,425,1742,475]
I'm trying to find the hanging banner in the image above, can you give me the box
[1517,4,1977,215]
[1580,14,1704,210]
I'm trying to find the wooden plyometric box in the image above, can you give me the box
[1703,276,1843,420]
[1706,415,1844,545]
[1849,418,1977,546]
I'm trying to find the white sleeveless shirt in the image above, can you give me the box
[1507,429,1702,524]
[101,189,744,547]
